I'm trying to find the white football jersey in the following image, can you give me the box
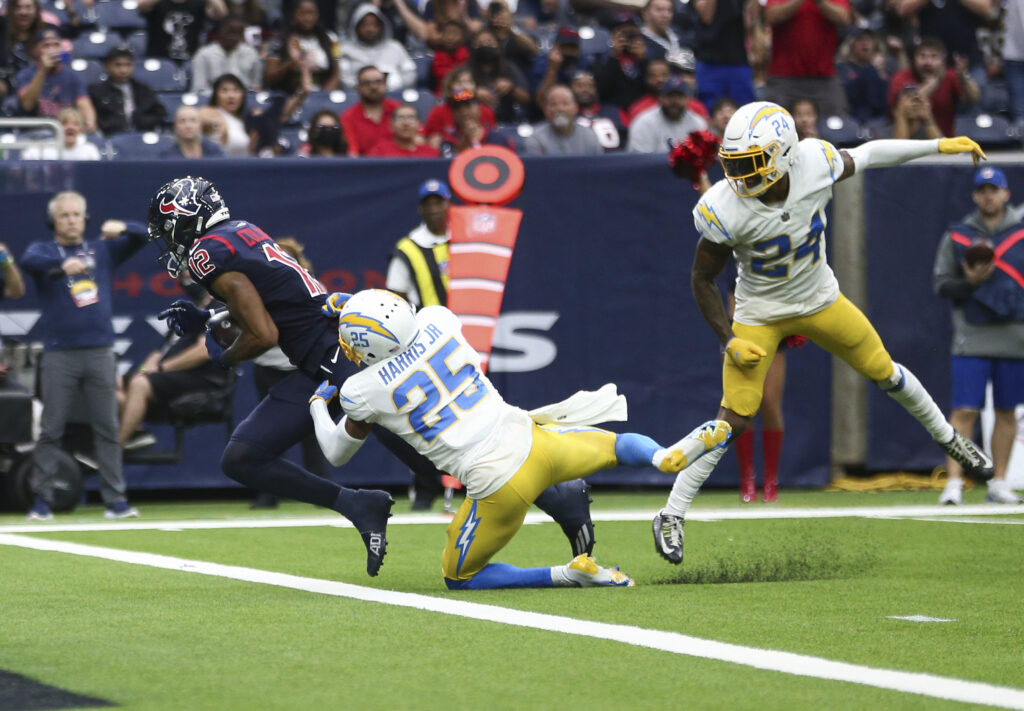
[694,138,845,325]
[340,305,534,499]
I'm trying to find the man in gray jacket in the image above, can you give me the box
[340,4,416,91]
[934,166,1024,505]
[524,84,604,156]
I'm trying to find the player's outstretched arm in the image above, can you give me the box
[837,136,986,182]
[208,271,280,364]
[309,382,373,466]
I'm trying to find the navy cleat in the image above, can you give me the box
[349,490,395,577]
[652,511,684,565]
[535,479,595,556]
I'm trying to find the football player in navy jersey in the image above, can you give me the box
[147,176,396,576]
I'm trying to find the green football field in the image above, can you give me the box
[3,489,1023,711]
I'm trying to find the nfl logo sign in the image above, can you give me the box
[472,213,496,234]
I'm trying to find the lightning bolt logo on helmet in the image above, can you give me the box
[335,289,420,366]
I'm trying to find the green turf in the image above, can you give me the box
[2,491,1022,710]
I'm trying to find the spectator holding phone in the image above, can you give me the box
[888,37,978,138]
[890,84,941,139]
[14,25,95,132]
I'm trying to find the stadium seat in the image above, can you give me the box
[91,0,147,31]
[138,57,188,91]
[125,30,147,57]
[861,116,891,140]
[956,114,1017,150]
[85,133,112,158]
[389,88,437,120]
[413,54,432,90]
[70,57,105,86]
[295,90,352,126]
[819,115,860,147]
[157,91,203,123]
[277,127,305,154]
[108,130,175,158]
[578,25,610,61]
[72,31,123,60]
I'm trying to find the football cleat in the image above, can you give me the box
[350,490,395,577]
[655,420,732,473]
[941,432,994,482]
[652,511,684,565]
[564,554,633,587]
[985,479,1023,504]
[535,479,595,557]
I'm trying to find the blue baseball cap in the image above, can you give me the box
[661,76,690,96]
[419,179,451,201]
[974,167,1008,190]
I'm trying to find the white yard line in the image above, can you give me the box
[1,532,1022,710]
[1,503,1021,534]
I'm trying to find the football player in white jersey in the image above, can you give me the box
[309,289,723,589]
[652,101,995,565]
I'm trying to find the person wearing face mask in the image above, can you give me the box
[532,25,592,106]
[469,28,531,123]
[21,191,148,522]
[116,273,229,452]
[524,83,602,154]
[302,109,350,156]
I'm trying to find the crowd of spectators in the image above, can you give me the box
[0,0,1021,159]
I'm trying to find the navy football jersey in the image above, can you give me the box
[186,220,332,368]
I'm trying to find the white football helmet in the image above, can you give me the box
[718,101,799,198]
[337,289,419,366]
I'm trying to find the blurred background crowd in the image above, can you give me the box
[0,0,1021,158]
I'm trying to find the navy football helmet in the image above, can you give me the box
[148,176,230,277]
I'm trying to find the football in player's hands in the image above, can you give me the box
[208,311,241,348]
[964,238,995,267]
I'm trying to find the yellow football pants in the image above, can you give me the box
[723,293,894,417]
[442,424,617,581]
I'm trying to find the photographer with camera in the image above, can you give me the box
[891,84,940,140]
[14,25,95,132]
[594,14,648,111]
[888,37,978,138]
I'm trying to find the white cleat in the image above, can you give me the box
[564,554,634,587]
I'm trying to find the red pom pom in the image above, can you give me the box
[668,130,721,187]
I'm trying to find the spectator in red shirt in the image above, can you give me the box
[340,64,401,155]
[431,20,470,94]
[626,56,707,123]
[368,104,442,156]
[763,0,851,117]
[423,65,497,149]
[887,37,979,138]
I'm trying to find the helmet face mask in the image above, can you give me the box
[147,176,230,277]
[718,102,798,198]
[337,290,420,366]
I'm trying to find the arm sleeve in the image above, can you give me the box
[19,242,63,278]
[933,230,975,301]
[846,138,940,174]
[104,221,149,265]
[309,400,366,466]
